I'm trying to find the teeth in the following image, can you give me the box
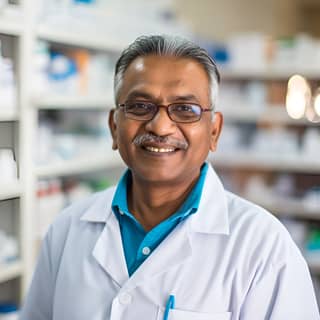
[145,146,175,153]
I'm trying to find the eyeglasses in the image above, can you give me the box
[118,101,213,123]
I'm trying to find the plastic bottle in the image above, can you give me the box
[0,231,18,265]
[48,179,66,220]
[0,303,19,320]
[37,179,66,238]
[36,180,51,238]
[32,41,50,97]
[0,40,16,111]
[0,149,18,182]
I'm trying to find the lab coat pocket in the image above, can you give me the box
[157,307,231,320]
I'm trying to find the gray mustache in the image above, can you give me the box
[133,133,189,150]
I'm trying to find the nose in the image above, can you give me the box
[144,106,177,136]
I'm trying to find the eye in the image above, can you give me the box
[176,104,193,112]
[126,102,153,115]
[172,104,201,115]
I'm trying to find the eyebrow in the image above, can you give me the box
[126,91,154,101]
[126,91,200,103]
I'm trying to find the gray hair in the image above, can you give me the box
[114,35,220,110]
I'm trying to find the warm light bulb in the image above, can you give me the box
[288,75,308,91]
[314,92,320,116]
[286,91,306,119]
[286,75,310,120]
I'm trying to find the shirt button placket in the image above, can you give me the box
[142,246,151,255]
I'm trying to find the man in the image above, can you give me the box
[20,35,319,319]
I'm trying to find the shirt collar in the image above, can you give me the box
[111,163,209,220]
[111,169,131,217]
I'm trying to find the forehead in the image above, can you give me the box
[119,55,210,102]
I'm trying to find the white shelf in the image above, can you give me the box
[0,111,19,122]
[37,25,125,52]
[35,152,123,178]
[0,181,22,201]
[0,5,24,36]
[33,94,114,110]
[0,261,23,283]
[244,195,320,220]
[211,151,320,173]
[220,67,320,80]
[221,105,311,125]
[306,256,320,274]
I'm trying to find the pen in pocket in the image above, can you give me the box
[163,295,175,320]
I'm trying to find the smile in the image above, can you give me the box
[144,146,176,153]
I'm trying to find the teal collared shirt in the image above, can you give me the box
[111,163,209,276]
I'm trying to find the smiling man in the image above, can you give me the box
[20,35,319,320]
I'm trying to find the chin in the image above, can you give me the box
[133,167,181,184]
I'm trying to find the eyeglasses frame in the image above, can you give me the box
[117,101,213,123]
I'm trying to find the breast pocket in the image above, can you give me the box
[157,308,231,320]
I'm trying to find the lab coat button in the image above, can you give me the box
[119,293,132,305]
[142,246,151,255]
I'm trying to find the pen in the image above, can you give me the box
[163,295,175,320]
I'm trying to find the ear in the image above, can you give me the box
[209,112,223,152]
[108,109,118,150]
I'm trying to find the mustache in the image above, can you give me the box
[132,133,189,150]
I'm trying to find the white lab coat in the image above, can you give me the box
[20,165,319,320]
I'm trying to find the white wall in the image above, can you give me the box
[175,0,300,40]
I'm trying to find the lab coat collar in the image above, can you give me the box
[189,163,230,235]
[80,188,116,223]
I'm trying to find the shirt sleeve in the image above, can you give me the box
[19,229,54,320]
[240,244,320,319]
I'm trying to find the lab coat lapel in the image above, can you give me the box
[190,164,230,235]
[80,188,129,287]
[92,211,129,287]
[123,220,192,291]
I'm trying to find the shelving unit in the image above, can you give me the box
[243,196,320,220]
[307,256,320,274]
[0,5,24,36]
[0,0,25,305]
[0,0,128,305]
[34,93,114,109]
[221,67,320,80]
[221,105,312,125]
[35,152,123,178]
[0,112,19,121]
[0,182,22,201]
[212,152,320,173]
[37,24,125,52]
[0,261,23,284]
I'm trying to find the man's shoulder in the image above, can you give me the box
[226,191,283,228]
[225,191,300,261]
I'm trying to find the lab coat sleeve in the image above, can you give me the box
[239,245,320,319]
[19,228,54,320]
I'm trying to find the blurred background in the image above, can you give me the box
[0,0,320,317]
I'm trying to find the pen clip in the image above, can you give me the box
[163,295,175,320]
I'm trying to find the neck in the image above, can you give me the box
[127,171,200,231]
